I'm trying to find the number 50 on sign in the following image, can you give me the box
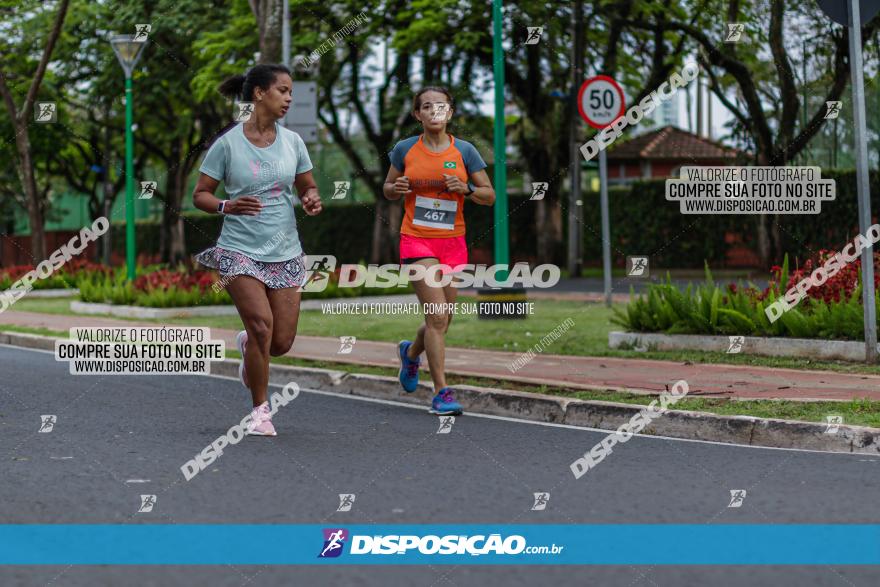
[577,75,626,130]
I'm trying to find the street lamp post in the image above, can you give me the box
[492,0,509,281]
[110,34,147,281]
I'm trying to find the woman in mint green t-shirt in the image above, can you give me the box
[193,63,322,437]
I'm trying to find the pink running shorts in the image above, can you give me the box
[399,234,468,275]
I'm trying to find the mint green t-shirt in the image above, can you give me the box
[199,122,313,262]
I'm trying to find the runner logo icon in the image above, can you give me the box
[728,489,746,508]
[525,27,543,45]
[337,493,356,512]
[725,23,744,43]
[337,336,356,354]
[726,336,744,354]
[824,415,843,435]
[133,24,151,42]
[530,182,548,200]
[300,255,337,293]
[38,415,57,433]
[139,181,157,200]
[436,416,455,434]
[138,494,156,513]
[531,492,549,511]
[319,528,348,558]
[825,101,842,120]
[332,181,350,199]
[627,256,649,277]
[35,102,56,123]
[235,102,255,122]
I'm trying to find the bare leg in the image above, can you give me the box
[410,286,458,361]
[267,286,302,356]
[226,276,273,407]
[407,261,458,391]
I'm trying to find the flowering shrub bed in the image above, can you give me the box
[613,255,879,340]
[79,265,231,307]
[76,265,413,308]
[776,249,879,305]
[0,258,110,290]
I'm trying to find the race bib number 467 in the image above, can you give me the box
[413,196,457,230]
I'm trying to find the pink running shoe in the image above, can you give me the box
[246,402,276,436]
[236,330,248,389]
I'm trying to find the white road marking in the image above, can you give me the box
[213,374,870,457]
[3,343,873,457]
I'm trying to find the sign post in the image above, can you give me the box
[567,0,585,279]
[578,76,626,307]
[817,0,879,362]
[284,81,318,142]
[281,0,318,143]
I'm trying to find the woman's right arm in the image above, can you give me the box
[193,173,223,213]
[192,173,261,216]
[382,165,411,201]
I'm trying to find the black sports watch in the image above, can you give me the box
[464,183,475,198]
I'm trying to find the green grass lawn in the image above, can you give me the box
[10,295,880,376]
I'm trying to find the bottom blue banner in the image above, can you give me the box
[1,524,878,565]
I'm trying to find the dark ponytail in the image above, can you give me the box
[218,64,292,101]
[218,74,246,99]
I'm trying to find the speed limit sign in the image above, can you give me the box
[576,75,625,310]
[577,75,626,130]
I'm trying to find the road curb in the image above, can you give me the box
[27,288,78,298]
[200,359,880,454]
[609,330,880,362]
[3,330,879,454]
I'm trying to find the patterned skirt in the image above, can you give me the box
[194,246,307,289]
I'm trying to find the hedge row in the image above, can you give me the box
[575,169,878,268]
[111,197,538,264]
[111,170,876,269]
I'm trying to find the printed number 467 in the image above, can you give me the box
[426,211,446,221]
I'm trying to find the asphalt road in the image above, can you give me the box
[1,344,878,586]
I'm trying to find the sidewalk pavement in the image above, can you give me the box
[2,309,879,402]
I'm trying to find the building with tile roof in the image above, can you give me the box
[606,125,745,183]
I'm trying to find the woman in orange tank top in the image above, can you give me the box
[382,87,495,416]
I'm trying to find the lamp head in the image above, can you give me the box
[110,34,147,78]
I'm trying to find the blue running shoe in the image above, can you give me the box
[398,340,420,392]
[430,387,463,415]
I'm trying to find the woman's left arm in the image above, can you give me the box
[294,170,322,216]
[466,169,495,206]
[441,169,495,206]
